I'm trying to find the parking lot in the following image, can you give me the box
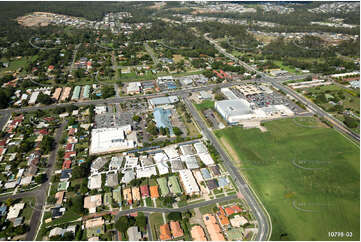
[231,85,304,114]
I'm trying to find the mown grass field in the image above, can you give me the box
[215,117,360,241]
[194,100,215,111]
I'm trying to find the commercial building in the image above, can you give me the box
[215,99,252,124]
[148,96,179,108]
[127,82,141,94]
[179,169,200,195]
[153,108,174,136]
[89,125,137,155]
[221,88,239,100]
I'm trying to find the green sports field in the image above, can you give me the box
[214,117,360,241]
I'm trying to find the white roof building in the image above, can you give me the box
[28,91,39,105]
[136,166,157,178]
[91,157,108,173]
[193,142,208,154]
[127,82,141,94]
[199,153,215,166]
[156,161,169,175]
[94,106,107,115]
[153,152,169,175]
[179,169,200,195]
[20,176,33,186]
[221,88,239,100]
[89,125,137,155]
[121,169,135,184]
[124,156,139,169]
[109,156,123,170]
[230,215,248,227]
[7,203,25,220]
[181,155,200,169]
[4,181,17,189]
[163,146,179,160]
[88,174,102,190]
[215,99,253,123]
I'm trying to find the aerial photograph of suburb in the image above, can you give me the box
[0,0,359,241]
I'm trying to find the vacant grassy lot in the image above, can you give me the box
[194,100,215,111]
[273,60,302,75]
[215,117,360,241]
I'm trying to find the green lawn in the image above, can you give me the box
[194,100,215,111]
[215,117,360,241]
[273,60,301,75]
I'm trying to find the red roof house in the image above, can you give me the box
[140,185,150,198]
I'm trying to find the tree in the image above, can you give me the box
[35,173,47,184]
[101,86,115,99]
[37,93,53,105]
[135,212,147,231]
[19,140,34,153]
[68,195,84,215]
[146,122,158,135]
[173,127,183,136]
[133,115,141,122]
[72,164,90,179]
[343,116,359,128]
[40,135,55,154]
[167,212,182,221]
[115,216,130,233]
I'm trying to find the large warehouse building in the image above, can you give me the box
[90,125,138,155]
[215,99,253,124]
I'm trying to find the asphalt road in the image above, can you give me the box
[183,97,271,241]
[115,194,238,220]
[0,79,253,116]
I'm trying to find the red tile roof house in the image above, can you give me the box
[64,151,76,159]
[48,65,55,72]
[68,128,77,136]
[224,205,242,216]
[35,129,49,135]
[65,143,74,152]
[140,185,150,198]
[62,160,72,170]
[0,139,7,147]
